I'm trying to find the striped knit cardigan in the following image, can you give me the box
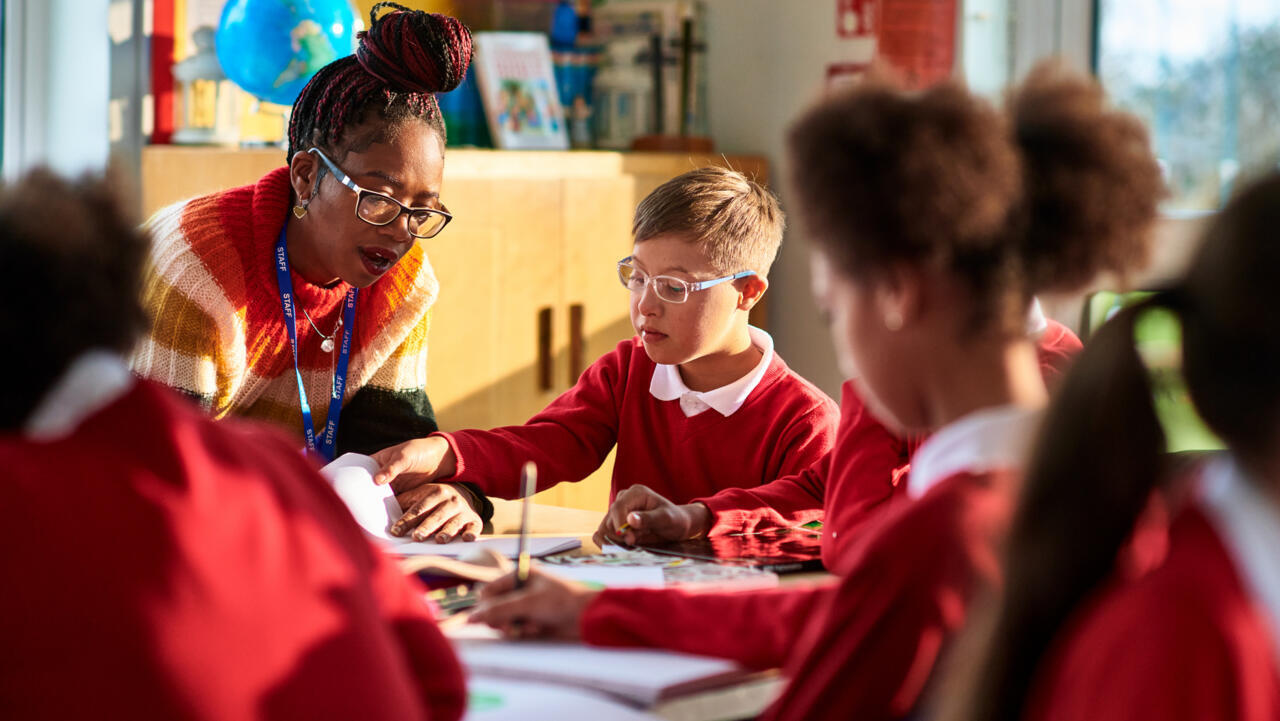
[131,166,441,456]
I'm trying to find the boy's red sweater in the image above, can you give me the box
[441,337,840,503]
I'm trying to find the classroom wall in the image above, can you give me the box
[700,0,1188,400]
[702,0,875,398]
[3,0,112,179]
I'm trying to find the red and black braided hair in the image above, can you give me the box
[286,1,472,161]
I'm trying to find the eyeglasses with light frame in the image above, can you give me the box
[616,256,756,303]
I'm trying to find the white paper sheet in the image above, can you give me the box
[320,454,581,560]
[540,564,665,588]
[322,453,402,541]
[390,536,582,559]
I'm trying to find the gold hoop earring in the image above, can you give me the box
[292,201,309,219]
[884,310,904,331]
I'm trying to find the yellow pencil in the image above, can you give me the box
[514,461,537,589]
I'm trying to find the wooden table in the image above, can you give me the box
[487,498,602,536]
[483,498,605,559]
[485,499,833,592]
[440,500,812,720]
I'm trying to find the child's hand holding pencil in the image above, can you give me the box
[470,566,600,640]
[472,461,600,639]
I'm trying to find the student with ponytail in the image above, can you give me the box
[467,63,1162,721]
[947,175,1280,721]
[132,3,490,540]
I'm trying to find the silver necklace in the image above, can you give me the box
[300,305,342,353]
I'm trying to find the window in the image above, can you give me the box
[1097,0,1280,211]
[0,0,5,171]
[962,0,1015,98]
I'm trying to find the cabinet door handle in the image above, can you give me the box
[568,303,585,385]
[538,306,553,391]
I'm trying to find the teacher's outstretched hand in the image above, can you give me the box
[372,437,483,543]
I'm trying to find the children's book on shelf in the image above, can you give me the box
[472,32,570,150]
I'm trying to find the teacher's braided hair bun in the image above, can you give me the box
[287,1,473,160]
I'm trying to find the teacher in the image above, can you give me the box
[132,3,490,537]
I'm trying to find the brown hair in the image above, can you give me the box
[0,168,149,429]
[786,62,1164,334]
[632,166,786,276]
[949,172,1280,721]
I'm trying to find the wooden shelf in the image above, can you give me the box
[141,146,767,217]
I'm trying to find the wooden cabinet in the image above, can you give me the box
[141,147,768,511]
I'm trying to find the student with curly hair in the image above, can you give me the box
[0,169,466,721]
[131,2,487,540]
[468,64,1164,721]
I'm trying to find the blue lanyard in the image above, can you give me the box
[274,228,357,462]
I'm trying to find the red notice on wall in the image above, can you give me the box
[876,0,956,88]
[151,0,176,144]
[836,0,877,39]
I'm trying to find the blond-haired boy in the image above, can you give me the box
[374,167,839,542]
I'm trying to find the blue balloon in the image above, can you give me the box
[216,0,358,107]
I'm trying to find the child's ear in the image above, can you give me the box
[289,150,320,203]
[736,275,769,311]
[874,263,924,330]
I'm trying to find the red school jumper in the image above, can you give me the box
[1026,508,1280,721]
[696,318,1081,565]
[0,380,466,721]
[581,470,1015,721]
[439,337,840,502]
[579,407,1034,721]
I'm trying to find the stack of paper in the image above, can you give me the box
[320,453,580,559]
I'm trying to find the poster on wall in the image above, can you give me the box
[875,0,957,88]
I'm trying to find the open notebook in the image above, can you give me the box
[320,453,580,559]
[454,639,761,707]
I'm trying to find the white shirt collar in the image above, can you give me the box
[1200,456,1280,665]
[1026,297,1048,339]
[649,326,774,418]
[907,404,1041,498]
[24,350,134,440]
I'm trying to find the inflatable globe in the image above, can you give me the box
[216,0,358,107]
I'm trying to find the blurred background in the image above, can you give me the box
[1,0,1273,504]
